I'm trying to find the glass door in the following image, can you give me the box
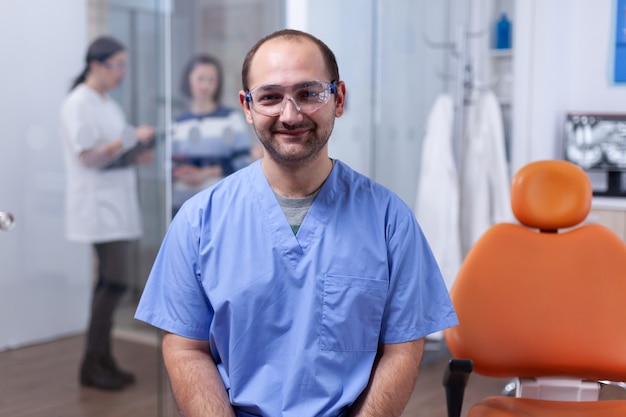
[0,1,170,412]
[0,0,93,351]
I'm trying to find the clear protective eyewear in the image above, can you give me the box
[102,61,127,72]
[245,80,337,117]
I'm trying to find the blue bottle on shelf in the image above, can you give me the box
[495,13,512,49]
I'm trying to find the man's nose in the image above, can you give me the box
[279,96,303,119]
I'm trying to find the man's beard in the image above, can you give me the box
[254,119,333,165]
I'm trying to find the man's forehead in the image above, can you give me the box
[255,37,320,62]
[248,38,327,86]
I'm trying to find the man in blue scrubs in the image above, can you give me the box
[136,29,458,417]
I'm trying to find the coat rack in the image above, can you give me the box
[418,0,513,259]
[422,22,497,170]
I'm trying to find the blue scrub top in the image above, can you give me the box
[136,159,457,417]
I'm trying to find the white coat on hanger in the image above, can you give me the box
[415,94,461,290]
[460,90,513,256]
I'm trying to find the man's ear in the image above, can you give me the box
[238,90,254,124]
[334,81,347,118]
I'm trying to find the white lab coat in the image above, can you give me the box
[60,84,142,243]
[460,90,512,256]
[415,94,461,290]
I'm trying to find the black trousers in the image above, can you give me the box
[85,240,134,355]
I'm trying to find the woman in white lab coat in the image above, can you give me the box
[60,36,155,391]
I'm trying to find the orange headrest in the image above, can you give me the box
[511,160,592,230]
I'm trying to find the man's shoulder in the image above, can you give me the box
[334,160,406,205]
[216,159,257,188]
[188,161,258,201]
[333,160,373,187]
[173,165,256,226]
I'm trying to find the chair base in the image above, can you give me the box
[469,396,626,417]
[516,377,600,401]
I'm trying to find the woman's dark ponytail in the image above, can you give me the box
[69,67,89,91]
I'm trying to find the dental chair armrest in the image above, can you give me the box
[442,359,473,417]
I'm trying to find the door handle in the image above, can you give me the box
[0,210,15,231]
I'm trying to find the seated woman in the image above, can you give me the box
[171,53,255,215]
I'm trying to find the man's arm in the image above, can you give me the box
[349,338,425,417]
[162,331,236,417]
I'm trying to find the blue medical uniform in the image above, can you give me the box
[135,159,458,417]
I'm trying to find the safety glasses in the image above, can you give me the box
[245,80,337,117]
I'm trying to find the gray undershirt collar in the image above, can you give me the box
[274,190,320,234]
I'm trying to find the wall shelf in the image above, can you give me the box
[490,48,513,57]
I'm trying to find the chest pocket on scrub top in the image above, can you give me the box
[320,274,387,352]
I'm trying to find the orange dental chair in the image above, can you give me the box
[443,159,626,417]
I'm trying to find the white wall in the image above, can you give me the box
[0,0,92,350]
[512,0,626,174]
